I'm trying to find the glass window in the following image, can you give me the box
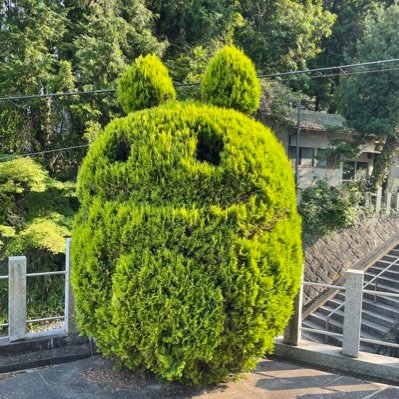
[288,146,297,161]
[315,149,329,168]
[356,162,369,178]
[300,147,314,167]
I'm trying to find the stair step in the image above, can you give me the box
[301,319,343,347]
[305,314,343,334]
[364,274,399,290]
[367,268,399,281]
[361,309,398,329]
[362,298,399,318]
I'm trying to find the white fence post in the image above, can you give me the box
[342,269,364,358]
[8,256,26,342]
[375,187,382,213]
[386,192,392,215]
[396,193,399,212]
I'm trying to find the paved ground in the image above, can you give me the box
[0,355,398,399]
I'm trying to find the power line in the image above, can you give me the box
[0,144,89,162]
[258,57,399,79]
[2,57,399,162]
[276,65,399,80]
[2,58,399,102]
[0,89,115,102]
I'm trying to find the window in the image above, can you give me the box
[342,161,369,181]
[315,148,338,168]
[288,146,315,167]
[288,147,337,168]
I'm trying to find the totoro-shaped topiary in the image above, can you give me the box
[72,47,302,386]
[117,54,176,114]
[201,45,261,114]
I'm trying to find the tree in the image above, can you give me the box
[338,4,399,188]
[148,0,239,52]
[235,0,335,72]
[304,0,392,111]
[0,0,165,178]
[0,0,75,158]
[72,50,302,385]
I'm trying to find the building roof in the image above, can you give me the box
[286,109,349,132]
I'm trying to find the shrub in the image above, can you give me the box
[201,45,260,114]
[72,49,302,385]
[117,54,176,113]
[299,178,366,240]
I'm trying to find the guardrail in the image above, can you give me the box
[284,269,399,358]
[0,238,72,342]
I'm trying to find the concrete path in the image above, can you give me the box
[0,355,398,399]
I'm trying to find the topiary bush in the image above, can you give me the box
[201,45,260,114]
[72,49,302,386]
[117,54,176,114]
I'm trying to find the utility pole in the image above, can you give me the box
[295,98,302,189]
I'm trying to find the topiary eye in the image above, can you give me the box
[195,129,223,166]
[107,136,131,163]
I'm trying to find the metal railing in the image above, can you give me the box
[0,238,71,342]
[294,270,399,357]
[323,253,399,342]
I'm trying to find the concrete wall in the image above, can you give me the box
[303,216,399,306]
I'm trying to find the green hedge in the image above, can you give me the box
[72,100,302,385]
[117,54,176,113]
[201,45,260,114]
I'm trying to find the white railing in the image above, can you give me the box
[0,238,72,342]
[284,269,399,358]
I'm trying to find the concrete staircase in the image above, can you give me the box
[302,246,399,353]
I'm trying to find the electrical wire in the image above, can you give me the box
[2,58,399,162]
[0,144,89,162]
[2,57,399,102]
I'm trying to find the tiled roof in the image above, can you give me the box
[286,109,349,132]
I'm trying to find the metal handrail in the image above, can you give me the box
[26,271,66,277]
[302,281,346,290]
[324,254,399,339]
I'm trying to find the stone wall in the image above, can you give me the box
[303,216,399,306]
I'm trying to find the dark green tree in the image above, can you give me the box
[235,0,335,72]
[0,0,75,158]
[304,0,392,111]
[338,4,399,188]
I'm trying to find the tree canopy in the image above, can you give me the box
[338,4,399,187]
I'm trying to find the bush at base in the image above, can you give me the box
[72,101,302,385]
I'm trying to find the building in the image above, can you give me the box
[258,109,393,188]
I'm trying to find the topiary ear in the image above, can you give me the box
[117,54,176,114]
[201,45,260,115]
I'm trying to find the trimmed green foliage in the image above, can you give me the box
[201,46,260,114]
[117,54,176,113]
[72,100,302,385]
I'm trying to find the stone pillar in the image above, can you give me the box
[396,193,399,212]
[375,187,382,213]
[342,269,364,358]
[64,238,78,335]
[386,192,392,215]
[8,256,26,342]
[283,277,303,346]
